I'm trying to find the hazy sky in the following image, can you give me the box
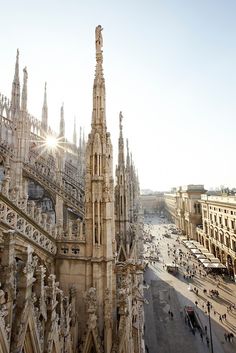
[0,0,236,191]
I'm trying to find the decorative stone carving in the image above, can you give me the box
[0,25,144,353]
[104,288,112,326]
[84,287,98,330]
[95,25,103,52]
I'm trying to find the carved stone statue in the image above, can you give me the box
[119,111,123,124]
[95,25,103,52]
[84,287,97,314]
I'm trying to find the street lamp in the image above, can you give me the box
[206,301,214,353]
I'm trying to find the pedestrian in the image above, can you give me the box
[224,333,227,342]
[228,333,231,342]
[170,312,174,319]
[205,325,207,334]
[200,332,203,341]
[206,336,209,347]
[219,315,222,322]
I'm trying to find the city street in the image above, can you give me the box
[143,215,236,353]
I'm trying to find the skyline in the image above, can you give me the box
[0,0,236,191]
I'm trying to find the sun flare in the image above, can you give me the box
[46,135,58,149]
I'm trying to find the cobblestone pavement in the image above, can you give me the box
[143,215,236,353]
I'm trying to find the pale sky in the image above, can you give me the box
[0,0,236,191]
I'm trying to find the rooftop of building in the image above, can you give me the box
[201,194,236,205]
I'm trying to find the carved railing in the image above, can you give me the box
[0,194,57,255]
[0,114,15,157]
[0,94,11,119]
[24,160,85,215]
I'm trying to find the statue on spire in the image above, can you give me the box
[119,111,123,132]
[23,66,28,82]
[95,25,103,52]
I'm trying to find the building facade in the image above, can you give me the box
[0,26,144,353]
[139,193,164,215]
[164,192,177,222]
[196,195,236,280]
[164,185,205,239]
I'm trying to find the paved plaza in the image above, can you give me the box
[143,215,236,353]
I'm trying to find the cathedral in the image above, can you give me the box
[0,26,144,353]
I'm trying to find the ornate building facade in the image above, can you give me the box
[196,194,236,280]
[164,186,236,278]
[114,113,144,353]
[0,26,144,353]
[164,185,205,239]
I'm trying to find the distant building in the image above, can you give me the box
[164,185,206,239]
[140,193,164,215]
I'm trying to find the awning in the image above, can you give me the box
[186,243,197,249]
[209,258,221,263]
[200,249,211,254]
[190,248,202,254]
[199,258,211,263]
[195,254,207,259]
[205,253,216,259]
[203,263,226,269]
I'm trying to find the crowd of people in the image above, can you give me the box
[144,216,236,349]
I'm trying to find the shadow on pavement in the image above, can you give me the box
[144,267,236,353]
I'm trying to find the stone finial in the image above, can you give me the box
[10,48,20,117]
[21,66,28,112]
[59,103,65,137]
[95,25,103,53]
[119,111,123,133]
[42,82,48,131]
[73,116,77,146]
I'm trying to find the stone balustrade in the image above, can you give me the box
[0,195,57,255]
[23,162,84,215]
